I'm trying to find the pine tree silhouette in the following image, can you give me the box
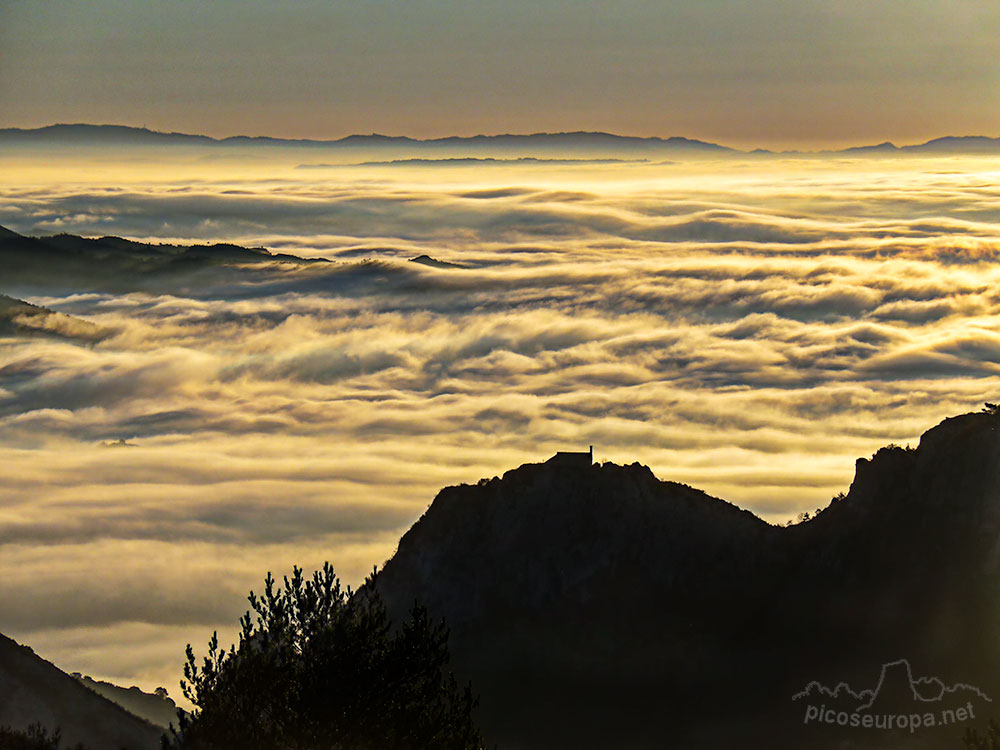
[164,564,485,750]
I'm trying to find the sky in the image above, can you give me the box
[1,0,998,149]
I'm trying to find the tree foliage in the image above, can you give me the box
[166,563,484,750]
[0,725,85,750]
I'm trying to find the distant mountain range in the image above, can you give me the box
[3,123,999,155]
[836,135,1000,154]
[0,124,732,153]
[374,409,1000,749]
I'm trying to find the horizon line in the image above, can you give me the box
[3,122,1000,155]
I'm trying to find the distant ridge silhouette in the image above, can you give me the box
[0,223,326,292]
[296,156,648,167]
[0,124,731,152]
[4,123,999,154]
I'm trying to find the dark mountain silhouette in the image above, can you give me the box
[297,157,646,167]
[0,224,323,294]
[830,135,1000,156]
[374,410,1000,749]
[0,294,107,341]
[0,124,215,146]
[901,135,1000,153]
[421,132,730,153]
[0,124,732,154]
[841,141,900,153]
[0,225,486,300]
[0,632,162,749]
[3,124,1000,155]
[408,254,467,269]
[70,674,180,730]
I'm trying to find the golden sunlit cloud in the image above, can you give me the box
[3,151,1000,698]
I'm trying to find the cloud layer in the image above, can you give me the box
[2,154,1000,701]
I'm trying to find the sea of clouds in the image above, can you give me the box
[2,154,1000,698]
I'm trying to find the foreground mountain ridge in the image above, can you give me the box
[376,409,1000,749]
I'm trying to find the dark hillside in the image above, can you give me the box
[0,633,162,749]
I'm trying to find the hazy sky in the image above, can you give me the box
[1,0,998,149]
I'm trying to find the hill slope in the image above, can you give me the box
[0,633,163,749]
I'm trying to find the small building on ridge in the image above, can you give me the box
[546,445,593,469]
